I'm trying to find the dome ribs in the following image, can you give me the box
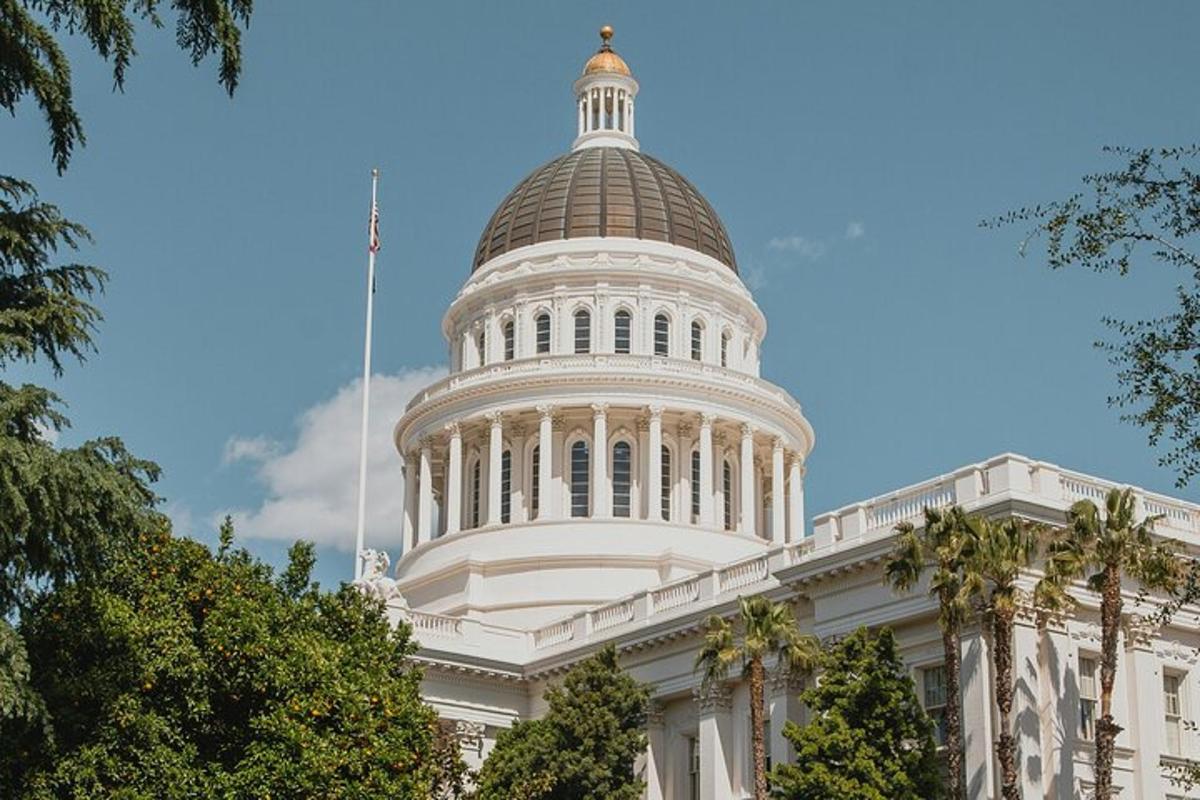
[472,148,737,274]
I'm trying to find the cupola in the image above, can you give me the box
[572,26,639,151]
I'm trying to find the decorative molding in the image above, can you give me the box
[1122,612,1157,650]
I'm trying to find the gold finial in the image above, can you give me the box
[599,25,614,50]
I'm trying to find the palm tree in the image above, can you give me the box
[695,595,820,800]
[885,505,975,800]
[964,515,1043,800]
[1036,487,1182,800]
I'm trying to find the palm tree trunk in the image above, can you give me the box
[942,621,965,800]
[991,607,1020,800]
[1094,565,1123,800]
[749,656,768,800]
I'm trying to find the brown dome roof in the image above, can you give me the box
[473,148,738,272]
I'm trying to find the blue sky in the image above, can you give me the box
[9,2,1200,588]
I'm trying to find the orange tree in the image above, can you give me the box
[2,519,440,798]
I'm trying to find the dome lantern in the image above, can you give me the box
[572,26,639,152]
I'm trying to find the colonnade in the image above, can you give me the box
[400,404,806,551]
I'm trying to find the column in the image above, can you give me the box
[960,627,995,800]
[1125,616,1165,800]
[647,405,664,520]
[695,683,733,800]
[771,438,785,545]
[628,96,634,138]
[1039,613,1073,798]
[486,412,503,526]
[537,405,553,520]
[699,414,715,526]
[445,423,462,535]
[1011,600,1044,800]
[787,454,805,542]
[592,403,609,517]
[510,424,526,523]
[645,702,667,800]
[740,424,756,537]
[402,450,419,550]
[769,673,805,772]
[551,414,566,518]
[417,439,433,545]
[677,422,693,524]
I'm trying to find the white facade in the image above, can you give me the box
[375,30,1200,800]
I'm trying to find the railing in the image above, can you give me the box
[590,600,634,632]
[718,555,770,594]
[532,619,575,649]
[1060,470,1198,534]
[409,611,463,639]
[406,353,802,414]
[651,577,700,614]
[867,481,955,529]
[1060,473,1109,505]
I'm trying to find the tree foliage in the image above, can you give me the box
[1,518,439,799]
[988,146,1200,487]
[474,645,649,800]
[770,626,943,800]
[3,0,254,174]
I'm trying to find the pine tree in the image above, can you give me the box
[770,627,944,800]
[475,645,649,800]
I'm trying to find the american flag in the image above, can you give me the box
[368,202,381,254]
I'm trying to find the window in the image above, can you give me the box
[500,450,512,524]
[470,460,482,529]
[721,332,730,368]
[1165,673,1183,756]
[1079,656,1098,741]
[688,736,700,800]
[530,446,540,517]
[723,459,734,530]
[570,441,589,517]
[691,450,701,521]
[691,320,704,361]
[574,309,591,354]
[614,310,632,354]
[654,313,670,357]
[477,330,487,366]
[502,320,514,361]
[535,313,551,354]
[922,665,949,747]
[612,441,632,518]
[661,445,671,521]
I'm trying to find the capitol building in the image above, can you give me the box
[369,28,1200,800]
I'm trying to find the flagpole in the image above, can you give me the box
[353,168,379,580]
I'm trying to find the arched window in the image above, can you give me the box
[500,450,512,524]
[574,309,591,354]
[690,320,704,362]
[654,313,670,357]
[502,320,514,361]
[691,450,701,522]
[530,445,540,517]
[535,313,551,354]
[723,460,734,531]
[613,310,632,354]
[612,441,632,518]
[477,330,487,366]
[720,331,730,368]
[570,441,590,517]
[661,445,672,521]
[470,460,482,529]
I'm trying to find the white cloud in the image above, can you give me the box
[767,235,828,261]
[845,221,866,240]
[222,434,279,464]
[219,366,446,552]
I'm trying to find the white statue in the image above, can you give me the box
[353,549,407,609]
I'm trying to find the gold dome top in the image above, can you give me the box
[582,25,631,76]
